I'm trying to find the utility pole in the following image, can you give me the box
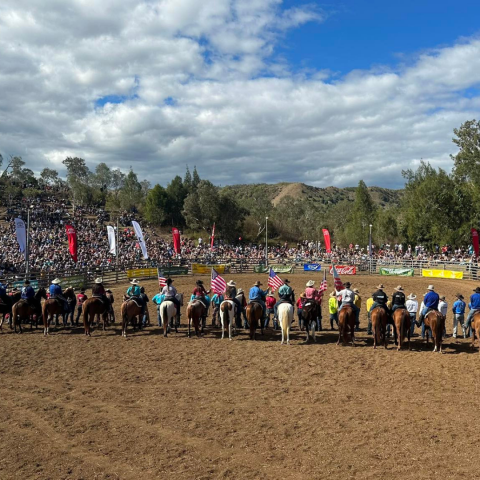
[265,216,268,267]
[25,206,31,277]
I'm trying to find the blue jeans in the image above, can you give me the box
[421,321,432,339]
[464,309,480,332]
[409,313,416,336]
[265,308,275,328]
[340,303,360,317]
[330,313,338,328]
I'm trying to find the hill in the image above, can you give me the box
[222,182,403,209]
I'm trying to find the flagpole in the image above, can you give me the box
[25,206,30,278]
[265,216,268,267]
[116,216,119,282]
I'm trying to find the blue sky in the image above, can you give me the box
[280,0,480,75]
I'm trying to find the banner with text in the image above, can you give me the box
[379,267,414,276]
[60,275,85,289]
[422,269,463,280]
[329,265,356,275]
[126,268,160,279]
[253,264,294,274]
[304,264,322,271]
[160,266,189,275]
[191,264,229,275]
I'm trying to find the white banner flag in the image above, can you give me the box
[15,218,27,256]
[132,221,148,259]
[107,225,116,255]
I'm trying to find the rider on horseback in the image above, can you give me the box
[126,279,145,318]
[418,285,439,324]
[225,280,242,327]
[21,280,36,310]
[192,279,211,307]
[49,278,68,311]
[273,279,295,321]
[462,287,480,332]
[336,282,360,317]
[391,286,406,312]
[248,280,268,323]
[161,278,181,325]
[369,284,390,321]
[0,280,11,306]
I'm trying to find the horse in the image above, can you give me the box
[0,291,21,330]
[186,299,206,337]
[392,308,411,351]
[11,288,47,333]
[278,303,294,345]
[371,306,388,349]
[423,310,445,353]
[159,293,184,337]
[246,302,263,340]
[64,291,77,326]
[120,297,144,337]
[337,305,356,346]
[301,300,318,343]
[106,291,115,323]
[220,300,236,340]
[42,287,76,334]
[470,312,480,352]
[82,296,110,336]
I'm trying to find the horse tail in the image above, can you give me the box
[11,303,17,328]
[400,310,405,339]
[82,299,89,326]
[161,302,168,326]
[278,304,289,332]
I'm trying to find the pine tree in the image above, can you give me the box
[184,166,192,190]
[192,166,200,190]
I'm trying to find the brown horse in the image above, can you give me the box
[82,297,110,336]
[246,302,263,340]
[371,307,388,349]
[337,305,356,346]
[187,300,206,337]
[11,288,48,333]
[471,312,480,352]
[0,291,21,330]
[120,298,144,337]
[424,310,445,353]
[42,287,76,334]
[106,291,115,323]
[392,308,411,351]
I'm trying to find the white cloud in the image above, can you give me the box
[0,0,479,189]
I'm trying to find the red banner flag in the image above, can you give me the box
[211,223,215,250]
[172,227,181,254]
[472,228,479,258]
[322,228,331,253]
[65,224,77,263]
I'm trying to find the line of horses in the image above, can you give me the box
[3,291,480,353]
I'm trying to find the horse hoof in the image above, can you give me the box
[164,334,167,338]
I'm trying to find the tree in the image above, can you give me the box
[183,180,219,231]
[111,168,125,198]
[63,157,90,182]
[94,163,112,190]
[119,169,142,211]
[165,175,187,226]
[344,181,376,245]
[140,179,151,200]
[40,168,59,186]
[10,156,25,180]
[184,166,192,191]
[144,184,169,225]
[192,166,201,190]
[452,119,480,184]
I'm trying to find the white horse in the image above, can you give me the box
[278,303,294,345]
[220,300,236,340]
[159,293,183,337]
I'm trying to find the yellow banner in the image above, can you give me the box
[191,264,228,275]
[126,268,158,279]
[422,269,463,279]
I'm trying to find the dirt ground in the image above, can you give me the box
[1,272,480,480]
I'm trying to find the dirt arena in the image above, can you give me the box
[1,272,480,479]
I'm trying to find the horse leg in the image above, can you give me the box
[312,317,316,343]
[350,321,355,347]
[305,320,310,343]
[229,314,233,341]
[188,317,191,337]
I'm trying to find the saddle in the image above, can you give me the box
[190,299,207,309]
[126,298,142,308]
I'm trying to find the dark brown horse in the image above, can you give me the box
[187,299,206,337]
[393,308,411,351]
[0,291,21,330]
[471,312,480,352]
[371,306,388,349]
[120,297,143,337]
[246,302,263,340]
[106,291,115,323]
[42,287,76,335]
[11,288,48,333]
[424,310,445,353]
[337,305,356,346]
[82,297,110,336]
[302,300,318,343]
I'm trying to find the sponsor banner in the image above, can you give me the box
[191,264,229,275]
[12,280,39,290]
[304,264,321,271]
[253,265,294,274]
[329,265,356,275]
[60,275,85,289]
[160,266,189,275]
[379,267,414,277]
[126,268,159,279]
[422,269,463,280]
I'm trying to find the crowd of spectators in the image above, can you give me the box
[0,197,476,275]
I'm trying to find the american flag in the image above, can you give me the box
[211,268,227,294]
[157,268,167,288]
[331,264,344,291]
[318,269,328,294]
[268,268,284,292]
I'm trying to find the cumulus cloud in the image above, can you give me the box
[0,0,479,188]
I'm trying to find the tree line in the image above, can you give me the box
[1,119,479,247]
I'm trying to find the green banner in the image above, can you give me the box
[162,266,189,275]
[60,275,86,289]
[253,264,294,274]
[379,267,414,276]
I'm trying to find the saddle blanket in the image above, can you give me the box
[127,298,142,308]
[189,299,207,309]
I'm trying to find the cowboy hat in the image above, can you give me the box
[81,288,86,293]
[344,282,351,288]
[377,284,385,289]
[329,291,336,297]
[227,280,236,287]
[407,293,416,300]
[106,289,111,293]
[283,279,290,284]
[254,281,262,286]
[196,280,204,285]
[51,278,61,285]
[440,295,446,301]
[130,279,140,285]
[353,288,360,294]
[237,288,243,294]
[473,287,480,293]
[306,280,315,287]
[394,285,404,292]
[427,285,435,291]
[456,293,464,299]
[23,280,30,285]
[267,293,274,297]
[95,277,103,284]
[300,292,306,298]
